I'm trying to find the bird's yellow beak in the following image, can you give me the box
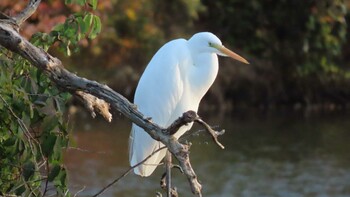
[219,46,249,64]
[212,44,249,64]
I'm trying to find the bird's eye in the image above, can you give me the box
[208,42,213,47]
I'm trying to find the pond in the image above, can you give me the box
[65,110,350,197]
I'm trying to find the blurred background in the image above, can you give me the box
[2,0,350,196]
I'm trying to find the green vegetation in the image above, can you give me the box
[0,0,101,195]
[0,54,70,195]
[200,0,349,108]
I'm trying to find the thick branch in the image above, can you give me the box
[166,110,197,135]
[13,0,41,26]
[0,19,202,195]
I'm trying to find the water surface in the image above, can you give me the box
[65,111,350,197]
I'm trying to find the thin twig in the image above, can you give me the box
[0,12,11,20]
[180,125,220,141]
[13,0,41,26]
[23,176,38,197]
[92,147,167,197]
[9,177,46,195]
[74,186,86,197]
[167,111,225,149]
[194,118,225,149]
[42,159,50,196]
[64,146,110,154]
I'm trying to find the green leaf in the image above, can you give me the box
[53,24,64,32]
[71,0,86,6]
[77,0,86,6]
[22,161,35,181]
[41,134,57,157]
[21,112,31,128]
[34,100,46,107]
[17,138,25,154]
[48,164,61,182]
[89,15,101,39]
[38,98,56,116]
[89,0,98,10]
[53,167,67,187]
[15,185,26,195]
[76,17,88,34]
[83,13,93,31]
[3,137,16,146]
[42,115,59,132]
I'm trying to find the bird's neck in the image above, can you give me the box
[188,53,219,100]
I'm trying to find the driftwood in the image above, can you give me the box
[0,1,225,196]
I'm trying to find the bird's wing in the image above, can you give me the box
[129,39,188,177]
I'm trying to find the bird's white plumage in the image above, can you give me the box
[129,32,247,177]
[129,39,188,176]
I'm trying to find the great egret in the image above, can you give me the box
[129,32,249,177]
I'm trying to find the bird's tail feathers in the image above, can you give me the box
[129,124,167,177]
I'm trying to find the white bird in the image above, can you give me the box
[129,32,249,177]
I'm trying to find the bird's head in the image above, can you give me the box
[189,32,249,64]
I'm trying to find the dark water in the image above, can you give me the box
[65,111,350,197]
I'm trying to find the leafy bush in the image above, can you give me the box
[0,0,101,195]
[200,0,349,106]
[0,44,71,196]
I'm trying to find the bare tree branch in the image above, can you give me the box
[42,160,50,196]
[0,2,225,196]
[0,12,11,20]
[166,110,198,135]
[168,111,225,149]
[73,186,86,197]
[13,0,41,26]
[0,20,203,195]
